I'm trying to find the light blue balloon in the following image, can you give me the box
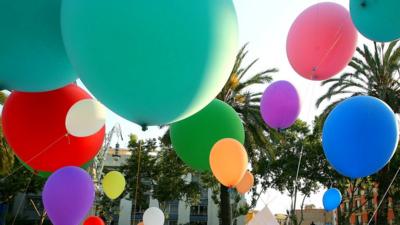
[323,96,399,179]
[350,0,400,42]
[323,188,342,212]
[0,0,76,92]
[61,0,238,126]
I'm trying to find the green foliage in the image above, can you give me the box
[122,135,203,220]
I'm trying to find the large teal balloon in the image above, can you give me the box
[0,0,76,92]
[61,0,238,126]
[170,99,245,171]
[350,0,400,42]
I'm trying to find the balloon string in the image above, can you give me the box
[0,133,68,183]
[289,81,315,214]
[132,141,142,224]
[11,173,33,225]
[312,22,345,79]
[367,166,400,225]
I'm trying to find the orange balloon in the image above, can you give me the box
[235,171,254,194]
[209,138,248,187]
[138,222,144,225]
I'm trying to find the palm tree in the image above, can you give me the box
[316,41,400,225]
[215,44,278,225]
[316,41,400,113]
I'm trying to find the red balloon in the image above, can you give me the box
[286,2,358,81]
[83,216,105,225]
[2,84,105,173]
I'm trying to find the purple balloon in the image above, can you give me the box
[42,166,95,225]
[260,80,300,129]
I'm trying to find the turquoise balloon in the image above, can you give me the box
[61,0,238,126]
[0,0,76,92]
[350,0,400,42]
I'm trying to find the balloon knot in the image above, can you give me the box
[141,124,148,132]
[361,0,367,7]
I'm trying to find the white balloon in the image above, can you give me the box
[143,207,164,225]
[65,99,106,137]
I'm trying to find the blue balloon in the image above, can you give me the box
[0,0,76,92]
[323,188,342,212]
[323,96,399,179]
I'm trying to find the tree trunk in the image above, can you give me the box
[375,167,390,225]
[220,184,232,225]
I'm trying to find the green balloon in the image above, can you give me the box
[170,99,245,171]
[0,0,76,92]
[61,0,238,126]
[350,0,400,42]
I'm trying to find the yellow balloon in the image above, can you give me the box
[102,171,126,200]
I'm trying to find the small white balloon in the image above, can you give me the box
[143,207,164,225]
[65,99,106,137]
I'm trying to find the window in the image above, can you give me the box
[199,205,207,215]
[168,202,179,215]
[168,220,177,225]
[190,205,208,216]
[190,222,207,225]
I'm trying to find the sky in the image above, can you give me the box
[86,0,368,215]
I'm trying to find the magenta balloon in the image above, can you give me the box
[287,2,358,81]
[43,166,95,225]
[260,81,300,129]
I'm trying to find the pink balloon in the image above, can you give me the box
[286,2,358,81]
[260,80,300,130]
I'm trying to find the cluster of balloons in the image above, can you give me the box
[1,0,240,222]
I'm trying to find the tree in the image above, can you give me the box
[151,144,201,211]
[259,120,320,225]
[316,41,400,225]
[121,135,157,224]
[122,135,203,225]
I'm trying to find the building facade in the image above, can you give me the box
[295,205,333,225]
[334,185,396,225]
